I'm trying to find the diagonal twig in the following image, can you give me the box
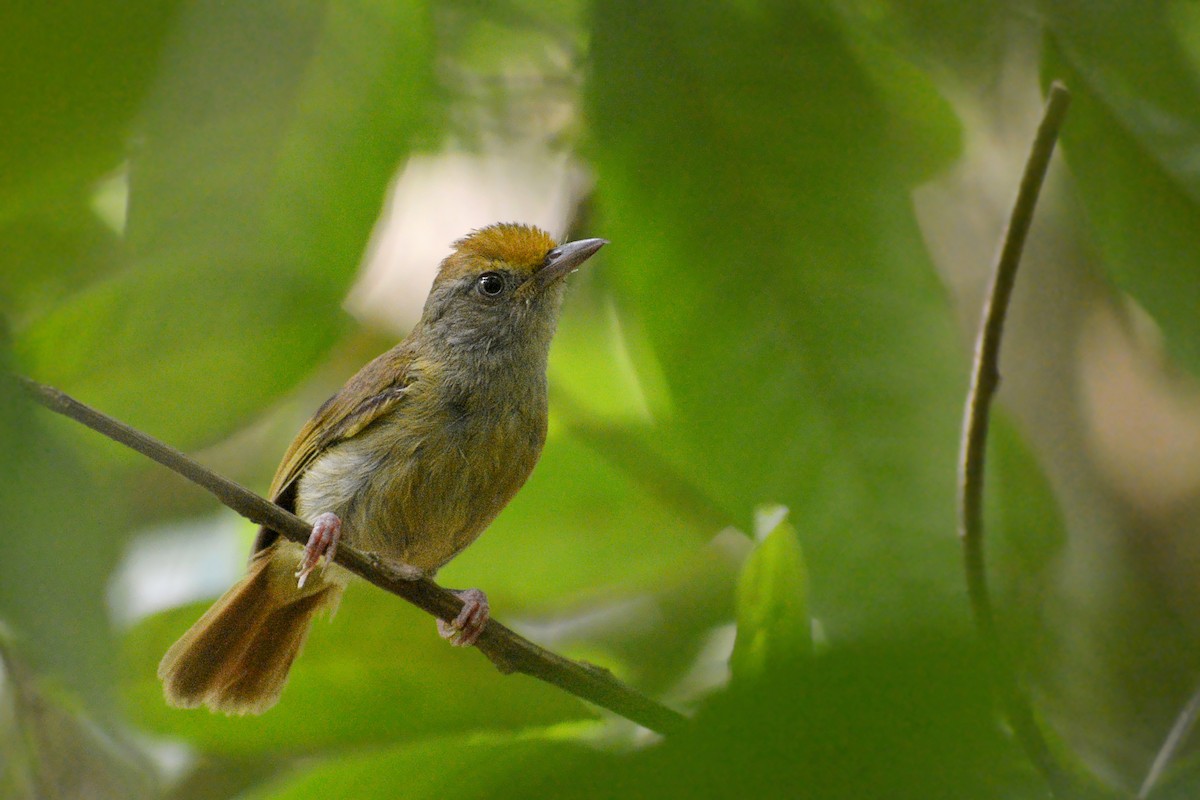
[956,83,1091,799]
[1139,682,1200,798]
[16,375,687,736]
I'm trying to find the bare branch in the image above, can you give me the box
[17,376,687,736]
[956,83,1092,799]
[1139,683,1200,798]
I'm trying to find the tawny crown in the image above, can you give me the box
[439,223,558,281]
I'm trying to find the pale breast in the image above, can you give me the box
[294,387,546,574]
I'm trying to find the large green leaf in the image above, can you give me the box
[0,2,177,357]
[16,0,435,448]
[588,0,968,637]
[0,204,125,327]
[248,633,1030,800]
[0,635,157,800]
[983,414,1068,652]
[0,350,128,701]
[1042,1,1200,374]
[17,256,347,449]
[597,632,1037,799]
[239,724,598,800]
[0,2,179,217]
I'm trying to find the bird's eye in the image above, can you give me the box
[476,271,505,297]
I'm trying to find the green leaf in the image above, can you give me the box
[984,413,1067,649]
[239,724,598,800]
[18,256,348,449]
[16,0,436,448]
[731,507,811,682]
[0,344,126,702]
[1042,2,1200,374]
[373,632,1035,799]
[126,0,436,269]
[588,0,967,637]
[0,636,157,800]
[0,205,125,327]
[839,17,964,186]
[0,2,179,216]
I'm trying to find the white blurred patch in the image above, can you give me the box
[107,513,247,628]
[753,504,790,542]
[91,165,129,235]
[668,622,737,701]
[136,736,195,785]
[347,145,590,334]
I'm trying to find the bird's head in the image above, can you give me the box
[419,223,606,357]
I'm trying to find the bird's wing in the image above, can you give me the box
[253,347,414,553]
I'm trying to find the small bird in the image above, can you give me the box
[158,223,606,714]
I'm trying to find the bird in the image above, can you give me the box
[157,222,606,714]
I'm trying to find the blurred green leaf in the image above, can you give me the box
[588,0,967,638]
[18,256,349,449]
[0,206,124,327]
[123,582,589,755]
[624,632,1040,800]
[239,723,597,800]
[1043,1,1200,374]
[840,19,964,185]
[0,2,179,216]
[731,507,811,682]
[16,0,436,448]
[1152,747,1200,800]
[339,632,1034,800]
[232,634,1042,800]
[126,0,436,268]
[984,414,1067,649]
[0,635,158,800]
[830,0,1014,84]
[0,342,124,701]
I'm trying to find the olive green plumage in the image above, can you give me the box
[159,223,605,714]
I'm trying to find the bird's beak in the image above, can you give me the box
[535,237,608,289]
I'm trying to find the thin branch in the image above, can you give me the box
[1139,682,1200,798]
[957,83,1087,798]
[17,376,688,736]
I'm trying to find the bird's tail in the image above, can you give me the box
[157,543,342,715]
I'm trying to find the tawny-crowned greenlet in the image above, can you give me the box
[158,223,606,714]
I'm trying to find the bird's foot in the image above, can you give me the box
[437,588,489,647]
[296,512,341,588]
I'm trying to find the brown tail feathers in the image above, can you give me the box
[158,543,342,715]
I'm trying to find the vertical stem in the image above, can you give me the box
[957,83,1088,799]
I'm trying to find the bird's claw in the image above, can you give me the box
[296,512,342,588]
[437,588,489,647]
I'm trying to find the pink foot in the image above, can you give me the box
[295,512,341,589]
[437,588,489,647]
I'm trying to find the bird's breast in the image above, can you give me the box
[296,382,547,572]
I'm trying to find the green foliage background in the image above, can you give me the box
[3,0,1200,797]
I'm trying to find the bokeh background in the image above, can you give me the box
[4,1,1200,797]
